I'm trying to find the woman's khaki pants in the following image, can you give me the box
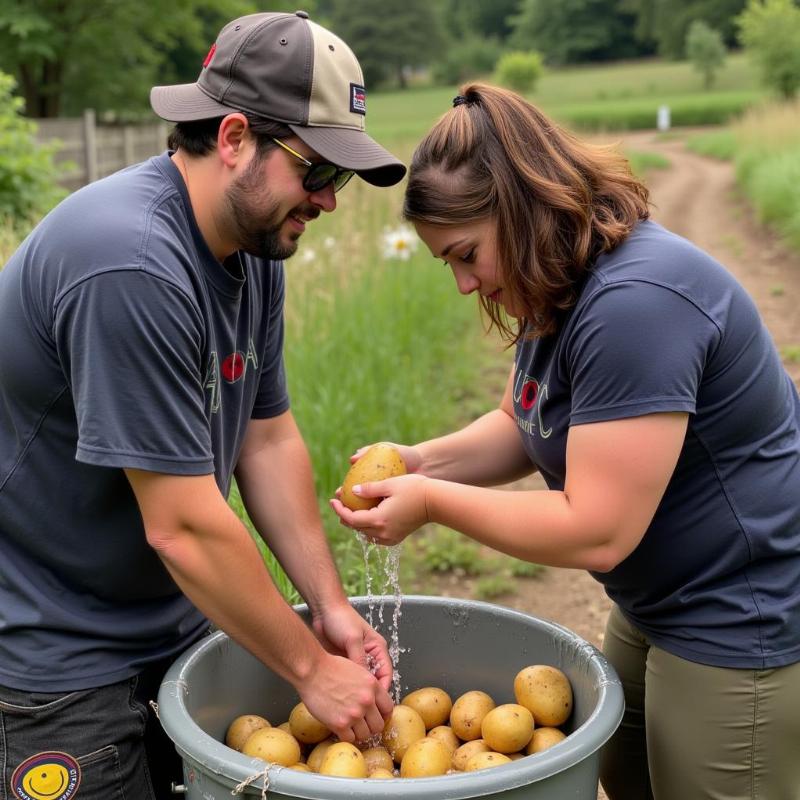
[599,604,800,800]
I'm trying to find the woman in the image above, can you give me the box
[330,83,800,799]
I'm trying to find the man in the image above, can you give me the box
[0,11,405,799]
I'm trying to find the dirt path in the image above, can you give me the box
[419,130,800,796]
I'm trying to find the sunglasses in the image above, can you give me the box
[271,138,355,193]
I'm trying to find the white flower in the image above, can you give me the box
[299,248,316,264]
[382,225,419,261]
[323,236,337,249]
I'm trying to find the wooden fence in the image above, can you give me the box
[34,110,170,192]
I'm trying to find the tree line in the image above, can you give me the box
[0,0,797,118]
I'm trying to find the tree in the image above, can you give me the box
[624,0,747,58]
[494,52,544,93]
[0,72,65,223]
[0,0,262,118]
[510,0,647,65]
[686,20,727,88]
[737,0,800,98]
[330,0,444,89]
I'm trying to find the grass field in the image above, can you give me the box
[3,50,790,599]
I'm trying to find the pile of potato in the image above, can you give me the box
[224,664,573,779]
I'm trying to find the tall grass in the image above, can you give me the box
[732,102,800,249]
[276,180,492,595]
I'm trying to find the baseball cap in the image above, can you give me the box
[150,10,406,187]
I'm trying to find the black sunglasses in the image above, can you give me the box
[271,138,355,193]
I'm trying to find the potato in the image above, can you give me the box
[400,737,452,778]
[306,737,336,772]
[289,701,330,745]
[451,739,490,771]
[319,742,368,778]
[464,751,512,771]
[514,665,573,727]
[402,687,453,730]
[450,690,496,741]
[526,726,567,754]
[480,703,534,753]
[225,714,270,751]
[362,746,394,774]
[368,768,396,779]
[241,727,301,766]
[382,705,426,763]
[288,763,312,772]
[340,443,407,511]
[427,725,460,757]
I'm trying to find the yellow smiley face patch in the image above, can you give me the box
[11,752,81,800]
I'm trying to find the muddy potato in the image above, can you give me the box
[289,701,330,745]
[464,752,512,771]
[400,737,452,778]
[319,742,368,778]
[526,726,567,754]
[362,746,394,774]
[382,705,426,763]
[306,737,336,772]
[514,665,573,727]
[450,690,496,741]
[427,725,460,757]
[225,714,270,751]
[452,739,490,771]
[402,687,453,730]
[340,443,407,511]
[241,727,301,766]
[481,703,534,753]
[368,768,396,779]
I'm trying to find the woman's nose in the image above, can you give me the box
[452,265,479,295]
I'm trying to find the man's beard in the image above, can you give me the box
[223,155,299,261]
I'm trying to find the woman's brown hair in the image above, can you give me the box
[403,83,650,341]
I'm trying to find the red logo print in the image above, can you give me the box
[520,379,539,410]
[221,352,245,382]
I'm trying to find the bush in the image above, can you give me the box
[737,0,800,99]
[686,20,727,90]
[0,72,66,228]
[432,36,503,85]
[494,51,544,94]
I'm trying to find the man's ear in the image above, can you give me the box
[217,113,250,168]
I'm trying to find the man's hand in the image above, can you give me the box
[311,601,393,693]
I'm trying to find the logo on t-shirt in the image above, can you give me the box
[204,338,259,413]
[513,368,552,438]
[11,751,81,800]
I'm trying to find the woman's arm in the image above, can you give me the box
[336,412,689,573]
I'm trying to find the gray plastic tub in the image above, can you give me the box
[158,595,623,799]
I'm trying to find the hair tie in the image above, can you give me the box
[452,95,469,107]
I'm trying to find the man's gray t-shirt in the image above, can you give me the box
[0,152,290,691]
[513,220,800,669]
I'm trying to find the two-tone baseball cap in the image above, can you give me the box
[150,10,406,187]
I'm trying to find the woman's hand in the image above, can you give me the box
[348,442,423,473]
[330,473,431,546]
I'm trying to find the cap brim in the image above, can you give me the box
[290,124,406,187]
[150,83,240,122]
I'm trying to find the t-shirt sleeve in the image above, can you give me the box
[53,269,215,474]
[252,260,289,419]
[566,280,721,425]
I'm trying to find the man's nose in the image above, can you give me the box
[308,182,337,213]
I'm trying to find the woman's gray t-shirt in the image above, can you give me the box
[513,220,800,669]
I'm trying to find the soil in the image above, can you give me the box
[406,129,800,798]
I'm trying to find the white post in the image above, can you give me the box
[83,109,98,184]
[657,105,671,132]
